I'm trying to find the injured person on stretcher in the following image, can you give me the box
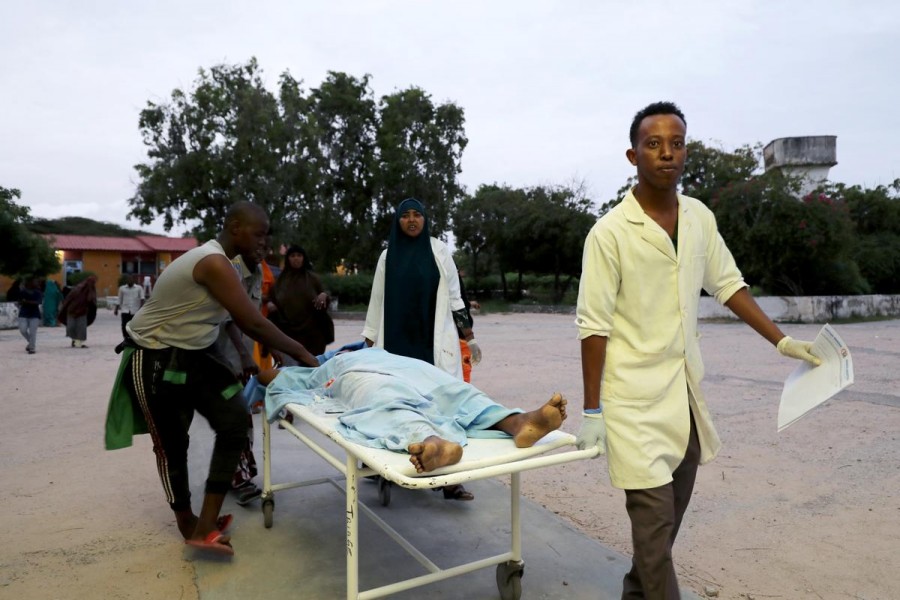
[256,347,567,473]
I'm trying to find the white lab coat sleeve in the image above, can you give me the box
[575,220,620,340]
[431,238,464,378]
[433,238,465,312]
[362,250,387,345]
[700,210,747,304]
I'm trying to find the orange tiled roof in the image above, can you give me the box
[136,235,200,252]
[43,234,198,252]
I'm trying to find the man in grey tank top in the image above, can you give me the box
[106,201,319,556]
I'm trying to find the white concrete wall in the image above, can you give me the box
[699,294,900,322]
[0,302,19,329]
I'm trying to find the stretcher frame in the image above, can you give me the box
[260,402,599,600]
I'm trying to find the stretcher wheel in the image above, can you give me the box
[377,476,391,506]
[262,498,275,528]
[496,560,524,600]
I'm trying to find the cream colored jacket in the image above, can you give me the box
[363,237,465,379]
[575,191,747,489]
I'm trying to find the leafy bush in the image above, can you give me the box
[320,272,375,306]
[465,272,580,304]
[713,173,867,295]
[853,232,900,293]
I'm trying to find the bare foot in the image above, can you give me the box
[407,436,463,473]
[512,393,567,448]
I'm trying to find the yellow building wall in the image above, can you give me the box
[82,250,124,297]
[0,248,189,300]
[157,252,172,272]
[0,275,15,297]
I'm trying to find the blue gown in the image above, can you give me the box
[264,348,520,451]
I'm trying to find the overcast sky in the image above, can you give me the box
[2,1,897,236]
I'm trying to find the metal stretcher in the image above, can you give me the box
[260,402,599,600]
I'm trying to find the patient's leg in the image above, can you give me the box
[408,436,463,473]
[494,393,568,448]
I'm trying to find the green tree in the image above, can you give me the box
[29,216,150,237]
[513,184,596,302]
[129,58,285,241]
[455,183,596,302]
[281,72,378,270]
[128,60,468,274]
[821,179,900,293]
[711,172,866,295]
[373,87,468,247]
[459,184,528,299]
[453,184,506,288]
[0,187,60,276]
[680,141,761,205]
[598,177,634,217]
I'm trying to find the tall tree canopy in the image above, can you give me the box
[128,59,467,271]
[680,141,761,205]
[454,183,596,301]
[130,59,286,240]
[0,187,60,276]
[29,216,151,237]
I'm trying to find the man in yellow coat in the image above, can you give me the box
[575,101,821,599]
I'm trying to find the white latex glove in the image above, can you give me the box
[467,339,482,365]
[776,336,822,366]
[575,412,607,456]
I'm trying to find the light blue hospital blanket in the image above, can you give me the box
[263,347,521,451]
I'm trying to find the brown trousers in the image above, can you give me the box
[621,410,701,600]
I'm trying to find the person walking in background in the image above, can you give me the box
[41,278,63,326]
[363,197,481,501]
[17,276,42,354]
[575,101,821,599]
[142,275,153,297]
[268,245,334,361]
[59,275,97,348]
[114,275,145,339]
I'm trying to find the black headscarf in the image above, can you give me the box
[271,244,333,354]
[383,198,440,364]
[284,245,311,272]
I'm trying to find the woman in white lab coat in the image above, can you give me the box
[363,198,481,500]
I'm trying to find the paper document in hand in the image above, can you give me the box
[778,324,853,432]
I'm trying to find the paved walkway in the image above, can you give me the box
[4,310,895,599]
[188,315,702,599]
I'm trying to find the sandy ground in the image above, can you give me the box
[0,309,897,600]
